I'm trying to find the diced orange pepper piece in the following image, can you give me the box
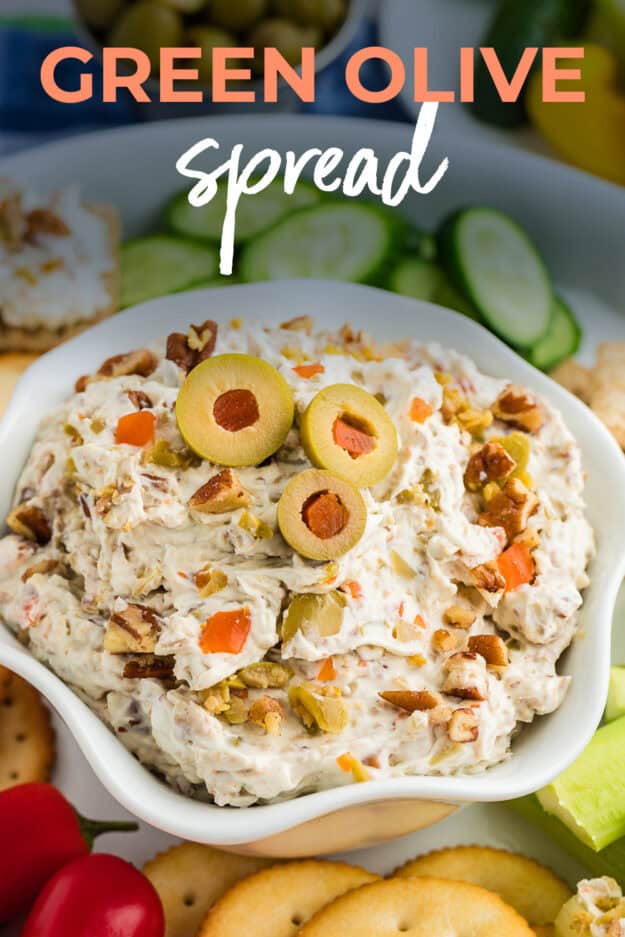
[343,581,362,600]
[336,752,353,773]
[317,657,336,682]
[293,363,325,379]
[336,752,370,782]
[410,397,433,423]
[333,417,375,457]
[497,543,535,592]
[115,410,155,447]
[199,608,251,654]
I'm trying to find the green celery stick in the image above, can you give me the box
[537,715,625,850]
[509,796,625,886]
[606,666,625,723]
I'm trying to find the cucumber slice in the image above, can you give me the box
[388,257,444,301]
[433,279,480,321]
[538,715,625,850]
[509,795,625,885]
[438,207,553,350]
[240,202,399,284]
[121,236,219,308]
[529,297,581,371]
[606,667,625,723]
[167,179,320,245]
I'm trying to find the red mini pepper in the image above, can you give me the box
[0,783,138,923]
[21,853,164,937]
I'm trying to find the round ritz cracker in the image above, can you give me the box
[0,666,55,790]
[198,859,379,937]
[395,845,572,927]
[298,876,536,937]
[143,843,275,937]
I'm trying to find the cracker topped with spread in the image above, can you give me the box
[0,180,119,351]
[0,315,594,805]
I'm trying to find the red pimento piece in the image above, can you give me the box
[342,581,363,600]
[199,608,251,654]
[409,397,433,423]
[293,363,325,379]
[317,657,337,682]
[497,543,535,592]
[115,410,155,447]
[332,417,375,458]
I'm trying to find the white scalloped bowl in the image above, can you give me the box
[1,280,624,856]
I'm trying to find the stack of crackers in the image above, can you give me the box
[553,344,625,450]
[143,841,570,937]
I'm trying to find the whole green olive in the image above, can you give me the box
[75,0,126,32]
[249,17,322,71]
[272,0,346,32]
[209,0,268,32]
[187,25,239,83]
[109,1,184,72]
[159,0,209,12]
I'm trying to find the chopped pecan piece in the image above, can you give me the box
[97,349,157,379]
[188,319,218,362]
[7,504,51,544]
[464,440,516,490]
[472,562,506,594]
[493,385,544,434]
[25,208,70,240]
[468,634,509,668]
[249,696,284,735]
[189,469,250,514]
[238,662,291,689]
[432,629,460,653]
[127,389,152,410]
[21,559,60,582]
[444,606,476,630]
[166,320,218,372]
[74,375,90,393]
[103,603,161,654]
[166,333,196,372]
[448,708,479,743]
[122,654,175,681]
[379,689,442,713]
[479,477,539,541]
[442,652,488,702]
[280,315,314,334]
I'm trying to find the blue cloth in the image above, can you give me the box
[0,21,135,136]
[0,16,407,155]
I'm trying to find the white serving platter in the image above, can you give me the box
[2,115,625,929]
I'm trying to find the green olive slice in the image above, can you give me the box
[300,383,398,487]
[277,468,366,561]
[176,353,294,466]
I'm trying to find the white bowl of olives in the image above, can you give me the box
[73,0,368,114]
